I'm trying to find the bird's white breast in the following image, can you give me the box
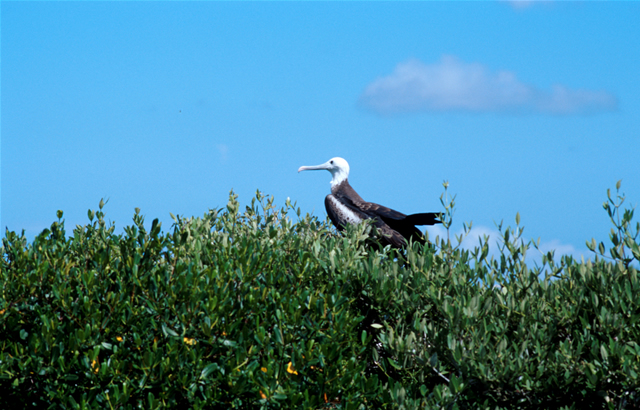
[327,196,362,225]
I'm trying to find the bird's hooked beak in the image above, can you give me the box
[297,161,332,173]
[298,157,349,187]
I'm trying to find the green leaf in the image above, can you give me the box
[387,358,402,370]
[450,374,463,394]
[429,352,438,367]
[200,363,219,379]
[162,324,179,338]
[420,385,428,397]
[222,339,237,348]
[600,345,608,362]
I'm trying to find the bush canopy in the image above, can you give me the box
[1,184,639,409]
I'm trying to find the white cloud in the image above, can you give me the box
[360,56,617,115]
[534,238,579,258]
[426,223,589,266]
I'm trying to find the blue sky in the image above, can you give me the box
[2,1,639,263]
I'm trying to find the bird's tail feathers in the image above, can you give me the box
[405,212,442,226]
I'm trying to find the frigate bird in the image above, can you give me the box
[298,157,441,248]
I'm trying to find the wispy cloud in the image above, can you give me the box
[360,56,617,115]
[427,223,587,266]
[504,0,536,10]
[503,0,554,10]
[217,144,229,162]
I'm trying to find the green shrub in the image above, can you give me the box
[1,186,639,409]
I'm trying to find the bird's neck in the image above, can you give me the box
[331,178,350,195]
[330,170,349,190]
[330,174,348,191]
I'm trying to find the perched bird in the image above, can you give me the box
[298,157,441,248]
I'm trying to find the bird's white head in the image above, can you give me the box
[298,157,350,187]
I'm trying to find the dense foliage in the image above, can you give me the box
[1,185,639,409]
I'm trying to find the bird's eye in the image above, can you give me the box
[330,160,334,164]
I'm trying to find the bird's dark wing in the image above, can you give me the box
[335,198,417,246]
[330,181,440,248]
[354,201,407,220]
[332,184,406,220]
[324,196,343,230]
[376,225,407,248]
[378,211,441,245]
[358,205,441,246]
[324,195,352,231]
[324,195,371,231]
[327,194,406,247]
